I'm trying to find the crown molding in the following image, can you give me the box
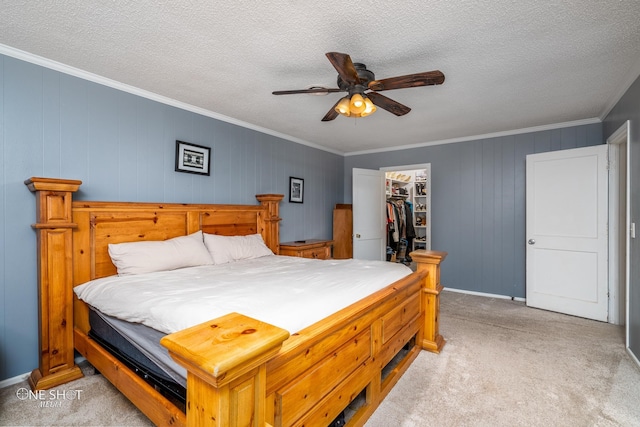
[0,43,345,156]
[344,117,602,156]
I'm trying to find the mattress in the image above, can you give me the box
[75,255,412,335]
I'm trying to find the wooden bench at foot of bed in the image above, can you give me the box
[26,177,446,427]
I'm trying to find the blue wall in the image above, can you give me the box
[0,54,343,381]
[603,75,640,361]
[344,123,604,299]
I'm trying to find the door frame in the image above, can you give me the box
[607,121,631,333]
[380,163,432,251]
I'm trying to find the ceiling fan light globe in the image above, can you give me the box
[335,97,351,116]
[349,93,366,114]
[360,108,375,117]
[361,97,376,116]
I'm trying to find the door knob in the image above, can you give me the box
[528,239,535,245]
[355,234,361,238]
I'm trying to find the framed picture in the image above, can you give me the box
[289,177,304,203]
[175,140,211,176]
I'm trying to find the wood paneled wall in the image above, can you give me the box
[0,54,343,381]
[344,123,603,299]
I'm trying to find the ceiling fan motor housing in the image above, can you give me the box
[337,63,375,92]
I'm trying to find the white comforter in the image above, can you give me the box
[74,255,412,335]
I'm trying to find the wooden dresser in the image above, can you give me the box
[279,239,333,259]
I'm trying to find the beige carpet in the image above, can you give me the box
[2,291,639,426]
[366,292,640,426]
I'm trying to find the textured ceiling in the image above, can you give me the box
[1,1,640,154]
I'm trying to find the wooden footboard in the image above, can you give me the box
[26,177,446,427]
[161,253,445,427]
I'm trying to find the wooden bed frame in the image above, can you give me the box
[26,177,447,427]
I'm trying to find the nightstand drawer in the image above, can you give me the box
[298,246,330,259]
[279,240,333,260]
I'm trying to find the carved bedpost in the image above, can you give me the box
[410,250,447,354]
[161,313,289,427]
[25,177,84,390]
[256,194,283,254]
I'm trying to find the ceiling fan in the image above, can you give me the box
[272,52,445,121]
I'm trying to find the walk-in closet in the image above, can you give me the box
[384,164,431,265]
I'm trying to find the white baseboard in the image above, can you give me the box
[0,372,29,389]
[443,287,526,302]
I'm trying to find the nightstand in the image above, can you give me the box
[279,239,334,260]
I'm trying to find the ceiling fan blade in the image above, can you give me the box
[367,92,411,116]
[272,88,343,95]
[326,52,361,85]
[368,70,445,91]
[321,100,340,121]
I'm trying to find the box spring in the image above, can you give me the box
[87,308,186,406]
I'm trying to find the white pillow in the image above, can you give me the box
[203,233,274,264]
[108,230,213,276]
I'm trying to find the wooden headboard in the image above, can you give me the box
[71,197,283,284]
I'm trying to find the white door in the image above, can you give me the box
[526,145,609,321]
[352,168,386,260]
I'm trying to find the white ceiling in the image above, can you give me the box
[1,1,640,155]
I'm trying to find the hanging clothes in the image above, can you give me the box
[404,200,416,240]
[404,200,416,263]
[386,198,414,264]
[387,201,399,243]
[386,199,404,244]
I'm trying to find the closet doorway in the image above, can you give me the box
[381,164,431,264]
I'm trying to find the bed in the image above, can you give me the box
[25,177,447,427]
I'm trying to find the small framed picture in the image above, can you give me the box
[175,140,211,176]
[289,177,304,203]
